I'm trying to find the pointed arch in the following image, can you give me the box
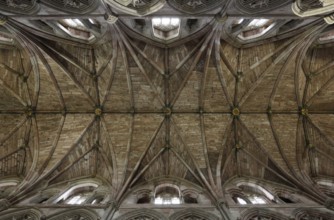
[0,208,43,220]
[115,208,168,220]
[170,208,220,220]
[241,208,289,220]
[47,208,98,220]
[294,208,334,220]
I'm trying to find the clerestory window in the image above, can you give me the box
[249,195,267,204]
[152,17,180,40]
[55,184,98,205]
[236,197,247,205]
[153,184,181,205]
[58,19,95,41]
[238,18,275,40]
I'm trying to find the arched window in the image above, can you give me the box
[152,17,180,40]
[63,194,87,204]
[233,195,249,205]
[236,183,275,204]
[227,179,312,207]
[90,195,105,205]
[249,195,267,204]
[55,183,99,205]
[57,19,97,41]
[183,193,198,204]
[137,193,151,204]
[237,19,275,40]
[154,184,181,205]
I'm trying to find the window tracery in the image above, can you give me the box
[134,184,201,205]
[28,18,100,42]
[57,19,96,41]
[237,19,275,40]
[1,3,334,220]
[232,183,275,205]
[233,194,269,205]
[249,196,267,204]
[56,186,95,204]
[228,182,305,205]
[235,196,248,205]
[53,183,105,205]
[152,17,180,40]
[154,184,181,205]
[52,19,101,42]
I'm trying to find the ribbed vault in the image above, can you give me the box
[0,10,334,219]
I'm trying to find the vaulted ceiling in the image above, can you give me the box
[0,0,334,218]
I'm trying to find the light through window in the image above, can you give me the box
[154,196,181,205]
[238,18,274,40]
[249,196,266,204]
[66,195,86,204]
[152,18,180,29]
[237,197,247,205]
[248,19,270,28]
[58,19,95,41]
[62,19,84,28]
[151,17,180,40]
[154,184,181,205]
